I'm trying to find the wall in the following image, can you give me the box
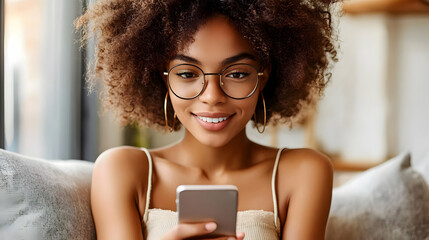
[316,13,429,163]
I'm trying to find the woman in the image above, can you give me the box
[76,0,338,239]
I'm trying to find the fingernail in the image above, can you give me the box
[205,222,217,231]
[227,237,235,240]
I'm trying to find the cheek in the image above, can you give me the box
[170,99,188,118]
[169,95,193,126]
[237,97,259,120]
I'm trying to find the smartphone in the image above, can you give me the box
[176,185,238,238]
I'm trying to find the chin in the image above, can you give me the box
[199,135,231,148]
[189,129,235,148]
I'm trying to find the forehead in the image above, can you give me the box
[176,15,256,66]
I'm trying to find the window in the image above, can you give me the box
[3,0,97,160]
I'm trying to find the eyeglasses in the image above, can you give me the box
[164,63,264,100]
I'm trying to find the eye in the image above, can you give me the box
[225,72,250,79]
[176,72,199,79]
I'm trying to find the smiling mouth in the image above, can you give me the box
[196,116,228,123]
[192,113,235,131]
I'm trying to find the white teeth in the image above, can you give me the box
[197,116,228,123]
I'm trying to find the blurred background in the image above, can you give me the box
[1,0,429,186]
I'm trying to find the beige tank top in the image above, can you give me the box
[140,148,284,240]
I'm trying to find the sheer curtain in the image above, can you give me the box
[4,0,98,160]
[1,0,4,149]
[42,0,83,159]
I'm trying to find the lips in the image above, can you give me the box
[192,112,235,131]
[197,116,228,123]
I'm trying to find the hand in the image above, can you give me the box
[161,222,245,240]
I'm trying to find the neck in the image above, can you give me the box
[176,129,254,176]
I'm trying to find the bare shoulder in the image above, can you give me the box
[96,146,149,165]
[93,146,150,195]
[276,148,334,214]
[277,148,334,239]
[93,147,135,190]
[94,146,151,194]
[95,146,149,175]
[279,148,333,182]
[91,146,149,239]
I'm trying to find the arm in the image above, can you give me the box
[282,150,334,240]
[91,147,144,240]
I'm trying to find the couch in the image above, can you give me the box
[1,148,428,240]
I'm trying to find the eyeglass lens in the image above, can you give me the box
[168,64,259,99]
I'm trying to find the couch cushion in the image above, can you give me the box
[326,152,429,240]
[412,150,429,186]
[0,149,95,240]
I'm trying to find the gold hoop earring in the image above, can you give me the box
[253,93,266,134]
[164,92,176,132]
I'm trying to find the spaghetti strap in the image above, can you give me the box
[141,147,153,222]
[271,148,284,229]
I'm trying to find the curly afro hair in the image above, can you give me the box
[75,0,338,131]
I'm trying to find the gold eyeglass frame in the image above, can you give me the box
[163,63,264,100]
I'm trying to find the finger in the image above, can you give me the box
[211,233,244,240]
[221,232,245,240]
[203,237,235,240]
[163,222,217,240]
[236,231,245,240]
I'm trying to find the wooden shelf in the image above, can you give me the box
[343,0,429,14]
[331,158,383,172]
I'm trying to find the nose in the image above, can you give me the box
[198,74,227,105]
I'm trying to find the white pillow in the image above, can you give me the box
[326,152,429,240]
[0,149,95,240]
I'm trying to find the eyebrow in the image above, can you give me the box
[171,52,258,66]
